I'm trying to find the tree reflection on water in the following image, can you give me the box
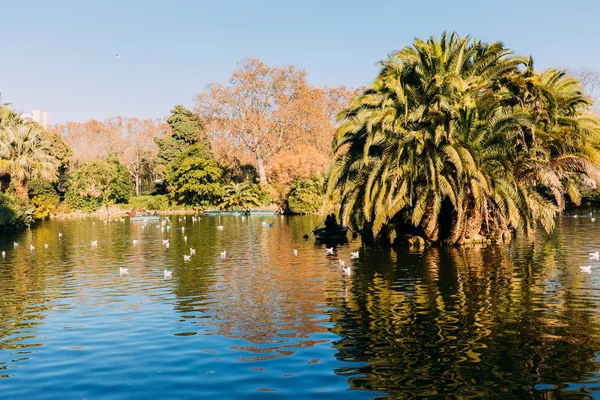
[329,237,600,398]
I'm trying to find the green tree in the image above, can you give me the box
[167,105,211,148]
[155,105,210,177]
[65,157,133,211]
[328,32,600,245]
[166,144,223,207]
[40,129,72,193]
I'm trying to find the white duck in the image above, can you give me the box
[162,239,169,245]
[1,251,5,258]
[190,248,196,255]
[184,255,191,261]
[164,270,172,278]
[119,267,129,275]
[44,243,49,249]
[91,240,98,246]
[590,252,600,260]
[293,249,298,256]
[133,239,139,245]
[339,260,345,267]
[351,251,359,259]
[13,242,18,247]
[580,265,592,273]
[217,226,224,230]
[30,245,35,251]
[220,250,227,258]
[326,247,334,254]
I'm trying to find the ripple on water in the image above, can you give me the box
[4,214,600,398]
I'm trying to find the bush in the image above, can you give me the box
[287,177,324,214]
[0,193,35,229]
[63,190,102,212]
[31,193,60,219]
[65,157,134,211]
[125,195,172,211]
[28,178,60,219]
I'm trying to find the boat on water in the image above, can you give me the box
[249,209,277,215]
[314,225,348,242]
[129,211,160,221]
[202,209,277,216]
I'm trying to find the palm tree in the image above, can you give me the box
[219,182,262,210]
[327,32,600,245]
[0,123,57,198]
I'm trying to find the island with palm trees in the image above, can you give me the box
[327,32,600,246]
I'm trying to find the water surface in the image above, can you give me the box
[2,211,600,398]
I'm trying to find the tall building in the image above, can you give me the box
[31,110,49,128]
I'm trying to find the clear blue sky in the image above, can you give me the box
[1,0,599,124]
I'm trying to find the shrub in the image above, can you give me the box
[31,193,60,219]
[125,195,172,211]
[28,178,60,219]
[0,193,35,229]
[63,190,102,212]
[65,157,134,211]
[287,177,324,214]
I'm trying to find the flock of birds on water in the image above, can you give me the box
[1,215,359,278]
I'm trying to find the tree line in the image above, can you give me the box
[0,58,357,228]
[2,33,600,247]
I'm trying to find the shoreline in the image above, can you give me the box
[50,207,200,219]
[48,206,284,219]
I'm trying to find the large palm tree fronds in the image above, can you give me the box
[327,32,600,245]
[0,123,58,197]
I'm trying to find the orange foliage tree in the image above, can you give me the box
[52,117,168,195]
[195,58,357,186]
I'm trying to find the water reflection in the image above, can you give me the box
[2,213,600,398]
[330,215,600,398]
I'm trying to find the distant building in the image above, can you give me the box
[31,110,49,129]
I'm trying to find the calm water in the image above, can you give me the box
[2,212,600,399]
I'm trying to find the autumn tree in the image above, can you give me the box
[196,58,354,185]
[121,118,166,195]
[53,117,165,196]
[566,67,600,111]
[54,118,125,167]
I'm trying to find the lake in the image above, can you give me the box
[2,211,600,399]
